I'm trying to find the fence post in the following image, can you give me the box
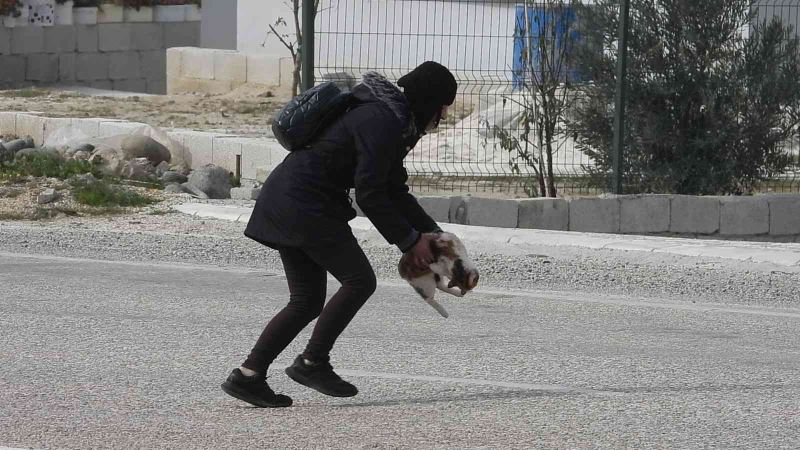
[301,0,315,92]
[611,0,631,195]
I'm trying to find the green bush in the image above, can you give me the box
[71,180,156,207]
[572,0,800,194]
[0,154,103,180]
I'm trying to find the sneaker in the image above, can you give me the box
[220,368,293,408]
[284,355,358,397]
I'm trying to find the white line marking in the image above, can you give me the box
[2,251,798,319]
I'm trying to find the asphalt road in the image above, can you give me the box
[1,252,799,449]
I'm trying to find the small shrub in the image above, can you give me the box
[71,181,157,207]
[0,154,103,180]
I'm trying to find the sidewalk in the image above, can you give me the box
[172,202,800,268]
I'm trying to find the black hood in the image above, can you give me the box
[351,72,418,141]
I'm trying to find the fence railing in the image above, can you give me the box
[311,0,800,197]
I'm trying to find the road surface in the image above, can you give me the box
[1,252,799,449]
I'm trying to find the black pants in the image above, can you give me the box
[242,239,377,372]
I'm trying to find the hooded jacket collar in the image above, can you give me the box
[351,72,419,141]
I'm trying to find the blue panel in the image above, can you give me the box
[513,4,582,91]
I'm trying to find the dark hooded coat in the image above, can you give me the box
[244,72,440,251]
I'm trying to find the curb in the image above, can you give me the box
[172,203,800,268]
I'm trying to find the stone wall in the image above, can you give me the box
[166,46,293,96]
[0,21,200,94]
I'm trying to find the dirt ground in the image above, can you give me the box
[0,86,290,137]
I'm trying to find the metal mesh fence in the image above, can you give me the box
[313,0,800,196]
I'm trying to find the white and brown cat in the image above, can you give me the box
[399,232,479,318]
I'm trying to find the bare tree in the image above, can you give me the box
[487,0,581,197]
[266,0,320,97]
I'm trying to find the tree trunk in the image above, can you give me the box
[545,122,557,197]
[292,53,301,97]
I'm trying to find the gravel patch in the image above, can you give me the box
[1,201,798,309]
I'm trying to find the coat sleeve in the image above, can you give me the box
[388,163,442,234]
[347,106,421,252]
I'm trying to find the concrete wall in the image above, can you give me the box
[0,21,200,94]
[166,47,293,96]
[201,0,237,50]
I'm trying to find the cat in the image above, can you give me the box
[398,232,479,318]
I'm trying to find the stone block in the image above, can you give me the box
[417,196,452,223]
[98,23,132,52]
[163,21,200,48]
[59,53,76,81]
[767,196,800,235]
[165,46,185,78]
[76,25,98,53]
[620,195,671,233]
[255,166,273,183]
[140,50,166,80]
[146,78,167,95]
[12,27,45,55]
[670,195,720,234]
[0,112,17,135]
[90,80,113,90]
[569,197,620,233]
[44,26,76,53]
[170,130,218,168]
[113,78,147,93]
[465,197,519,228]
[211,136,243,173]
[15,114,45,145]
[108,51,141,80]
[181,47,214,80]
[0,55,27,83]
[245,52,281,85]
[70,118,103,138]
[719,196,770,235]
[0,28,10,55]
[230,187,261,200]
[75,52,109,81]
[26,54,59,82]
[42,117,73,144]
[213,50,247,83]
[518,198,569,230]
[97,120,145,137]
[130,23,163,51]
[241,138,275,179]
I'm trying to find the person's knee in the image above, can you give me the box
[352,270,377,298]
[288,291,325,321]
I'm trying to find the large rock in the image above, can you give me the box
[186,164,231,199]
[155,160,171,177]
[180,181,210,199]
[3,137,35,154]
[121,135,171,166]
[164,183,186,194]
[15,146,63,161]
[0,143,11,163]
[161,170,188,184]
[65,143,95,157]
[121,157,155,180]
[90,147,125,176]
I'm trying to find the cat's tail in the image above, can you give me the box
[423,297,449,318]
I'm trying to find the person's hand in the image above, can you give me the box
[408,233,437,269]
